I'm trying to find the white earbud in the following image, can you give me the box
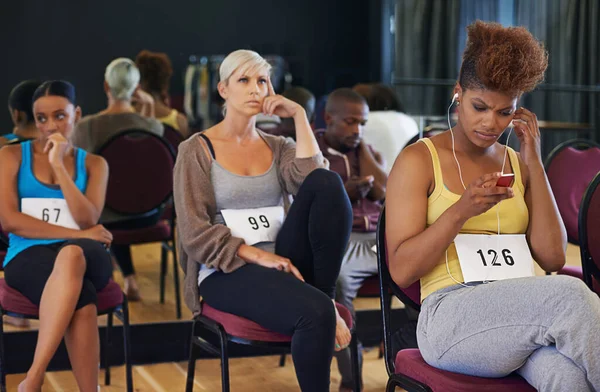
[452,93,459,104]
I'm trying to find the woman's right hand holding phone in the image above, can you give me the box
[454,172,514,220]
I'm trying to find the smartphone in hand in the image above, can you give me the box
[496,173,515,187]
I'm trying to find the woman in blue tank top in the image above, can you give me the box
[0,81,113,392]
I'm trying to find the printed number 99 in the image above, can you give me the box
[248,215,270,230]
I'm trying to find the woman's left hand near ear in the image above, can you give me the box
[512,107,542,168]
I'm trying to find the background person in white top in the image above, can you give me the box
[354,83,419,173]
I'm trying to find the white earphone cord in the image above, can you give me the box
[445,96,513,287]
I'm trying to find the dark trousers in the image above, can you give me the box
[5,239,113,309]
[200,169,352,392]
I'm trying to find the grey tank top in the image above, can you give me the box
[198,134,283,286]
[211,161,284,229]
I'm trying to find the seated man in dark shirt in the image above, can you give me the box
[316,88,387,391]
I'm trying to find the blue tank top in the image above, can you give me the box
[3,141,88,267]
[3,134,18,141]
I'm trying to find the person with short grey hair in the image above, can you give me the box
[72,57,164,301]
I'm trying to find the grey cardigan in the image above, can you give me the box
[173,130,328,315]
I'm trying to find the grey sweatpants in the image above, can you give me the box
[417,275,600,392]
[334,232,379,388]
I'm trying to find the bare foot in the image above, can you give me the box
[18,377,42,392]
[334,303,351,352]
[4,316,30,328]
[124,276,141,301]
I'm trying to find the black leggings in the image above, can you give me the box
[4,239,113,310]
[199,169,353,392]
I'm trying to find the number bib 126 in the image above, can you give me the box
[220,206,284,246]
[454,234,534,283]
[21,198,80,230]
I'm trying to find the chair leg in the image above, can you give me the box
[121,299,133,392]
[0,314,6,392]
[186,321,198,392]
[104,312,113,386]
[278,354,286,367]
[172,242,182,319]
[386,377,397,392]
[160,243,168,304]
[350,332,361,392]
[217,328,230,392]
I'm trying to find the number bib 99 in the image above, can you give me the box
[454,234,534,283]
[220,206,284,246]
[21,198,80,230]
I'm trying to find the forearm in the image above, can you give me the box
[368,184,386,202]
[139,101,155,118]
[526,163,567,270]
[359,146,387,187]
[53,164,100,228]
[389,204,466,287]
[293,109,320,158]
[237,244,266,263]
[2,212,82,240]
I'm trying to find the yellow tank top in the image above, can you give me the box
[419,138,530,300]
[157,109,180,131]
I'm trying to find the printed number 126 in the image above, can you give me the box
[477,249,515,267]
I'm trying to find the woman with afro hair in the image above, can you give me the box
[136,50,190,138]
[386,21,599,391]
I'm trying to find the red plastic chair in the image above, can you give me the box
[186,301,361,392]
[544,139,600,282]
[376,208,535,392]
[162,124,186,154]
[576,172,600,295]
[0,279,132,392]
[97,130,182,318]
[544,139,600,244]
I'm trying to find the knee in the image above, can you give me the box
[304,169,344,194]
[298,293,336,330]
[55,245,86,275]
[539,367,590,392]
[554,275,597,303]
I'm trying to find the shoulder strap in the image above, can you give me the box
[506,147,525,194]
[418,138,444,198]
[199,133,216,159]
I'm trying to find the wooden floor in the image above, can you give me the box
[6,349,390,391]
[2,243,584,391]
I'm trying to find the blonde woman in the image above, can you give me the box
[72,58,165,300]
[174,50,352,391]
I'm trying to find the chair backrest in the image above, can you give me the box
[545,139,600,243]
[579,172,600,295]
[376,206,421,375]
[97,130,176,216]
[162,124,186,154]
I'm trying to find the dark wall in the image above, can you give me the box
[1,0,375,131]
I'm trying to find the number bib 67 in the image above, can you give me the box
[21,198,80,230]
[220,206,284,246]
[454,234,534,283]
